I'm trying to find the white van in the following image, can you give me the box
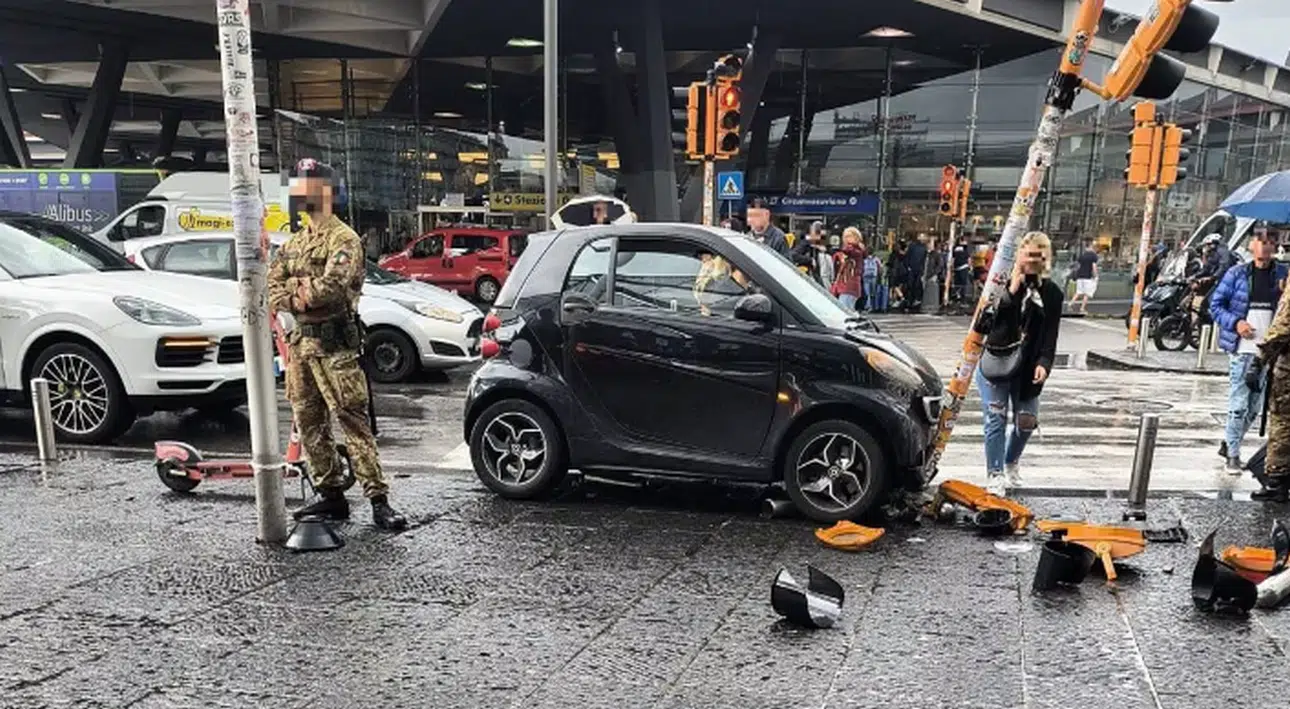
[92,173,291,252]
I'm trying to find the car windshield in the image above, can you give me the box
[0,218,137,278]
[366,260,409,285]
[725,234,855,328]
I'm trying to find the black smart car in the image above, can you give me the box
[463,224,943,522]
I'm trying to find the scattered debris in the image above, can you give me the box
[1037,522,1146,583]
[1143,526,1189,544]
[761,498,795,519]
[1192,529,1257,615]
[993,540,1034,555]
[285,516,345,553]
[974,508,1014,537]
[1033,540,1098,592]
[815,521,885,551]
[1217,520,1290,584]
[771,565,844,629]
[928,480,1034,532]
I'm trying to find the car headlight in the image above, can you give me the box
[858,345,924,390]
[113,296,201,326]
[397,301,465,324]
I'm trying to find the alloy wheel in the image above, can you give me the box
[372,340,404,376]
[479,412,546,485]
[40,352,110,435]
[477,279,499,303]
[795,432,871,513]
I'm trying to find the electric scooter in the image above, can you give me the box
[153,314,357,496]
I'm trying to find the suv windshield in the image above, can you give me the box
[725,234,854,328]
[0,218,137,278]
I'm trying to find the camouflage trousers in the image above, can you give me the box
[1266,365,1290,479]
[285,348,388,498]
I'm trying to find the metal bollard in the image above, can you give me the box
[30,378,57,462]
[1136,318,1151,359]
[1211,323,1221,354]
[1196,325,1212,369]
[1123,413,1160,521]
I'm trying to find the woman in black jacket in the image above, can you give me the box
[974,231,1064,496]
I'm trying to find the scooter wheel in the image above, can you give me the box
[156,459,201,494]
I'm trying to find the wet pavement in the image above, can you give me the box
[4,451,1290,708]
[1088,347,1228,376]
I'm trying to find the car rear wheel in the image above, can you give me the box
[783,421,887,523]
[475,276,500,304]
[31,342,134,444]
[469,399,566,499]
[366,327,418,384]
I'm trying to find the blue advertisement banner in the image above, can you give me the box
[0,171,120,234]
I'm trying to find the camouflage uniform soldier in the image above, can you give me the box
[268,158,407,529]
[1255,242,1290,502]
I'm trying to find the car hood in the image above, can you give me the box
[22,271,241,320]
[846,330,943,394]
[364,280,478,314]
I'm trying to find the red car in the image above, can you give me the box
[380,227,527,303]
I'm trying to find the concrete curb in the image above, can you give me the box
[1086,348,1227,376]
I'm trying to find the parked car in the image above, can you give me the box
[379,227,527,303]
[122,232,485,382]
[464,224,940,523]
[0,212,247,443]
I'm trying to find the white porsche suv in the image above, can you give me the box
[0,213,246,443]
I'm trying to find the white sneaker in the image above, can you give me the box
[1005,463,1022,488]
[986,473,1007,497]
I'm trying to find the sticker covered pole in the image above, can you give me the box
[924,0,1104,478]
[214,0,287,544]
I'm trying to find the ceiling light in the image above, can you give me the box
[893,59,917,66]
[10,88,25,93]
[865,26,914,38]
[434,111,463,119]
[40,112,61,120]
[506,37,542,48]
[465,82,489,91]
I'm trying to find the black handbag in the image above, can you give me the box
[980,339,1025,382]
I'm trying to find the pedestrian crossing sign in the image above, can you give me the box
[718,171,744,200]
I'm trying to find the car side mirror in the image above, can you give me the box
[734,293,774,324]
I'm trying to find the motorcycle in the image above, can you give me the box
[1153,276,1217,352]
[1123,278,1187,332]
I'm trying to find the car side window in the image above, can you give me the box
[160,239,234,279]
[456,235,499,255]
[412,234,444,259]
[134,205,166,238]
[141,245,165,268]
[564,237,613,301]
[613,238,755,318]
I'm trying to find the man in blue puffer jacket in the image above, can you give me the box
[1209,231,1289,471]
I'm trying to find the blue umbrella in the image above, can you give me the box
[1220,170,1290,223]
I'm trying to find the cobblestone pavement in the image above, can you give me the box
[5,450,1290,709]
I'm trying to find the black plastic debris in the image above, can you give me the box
[285,516,345,553]
[1033,540,1097,592]
[1192,530,1257,614]
[974,508,1014,537]
[1143,526,1189,544]
[771,566,845,629]
[1272,520,1290,575]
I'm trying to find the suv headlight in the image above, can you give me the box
[113,296,201,326]
[397,301,465,324]
[858,345,924,390]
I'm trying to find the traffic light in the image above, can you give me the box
[1125,103,1163,187]
[713,80,742,159]
[672,82,704,161]
[938,165,961,217]
[1158,125,1194,187]
[957,178,972,222]
[1088,0,1222,102]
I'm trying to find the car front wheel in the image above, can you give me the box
[366,327,418,384]
[469,399,567,499]
[475,276,500,304]
[783,421,887,523]
[31,342,134,444]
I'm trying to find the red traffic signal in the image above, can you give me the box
[938,165,961,217]
[714,81,742,159]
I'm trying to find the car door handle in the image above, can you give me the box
[562,300,596,315]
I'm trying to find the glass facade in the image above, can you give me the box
[271,47,1290,258]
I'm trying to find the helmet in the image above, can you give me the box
[1201,233,1223,247]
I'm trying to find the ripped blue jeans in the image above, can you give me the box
[975,367,1040,474]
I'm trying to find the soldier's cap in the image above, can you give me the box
[289,158,337,181]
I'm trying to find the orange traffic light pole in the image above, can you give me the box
[1127,102,1164,346]
[923,0,1105,479]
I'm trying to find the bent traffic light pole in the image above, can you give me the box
[924,0,1105,478]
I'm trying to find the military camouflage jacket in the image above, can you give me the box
[268,213,364,355]
[1261,279,1290,364]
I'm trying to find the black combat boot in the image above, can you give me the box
[371,495,408,531]
[294,487,350,521]
[1252,477,1290,503]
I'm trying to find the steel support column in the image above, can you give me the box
[594,38,644,209]
[155,108,182,159]
[0,64,30,167]
[64,42,128,168]
[633,0,677,221]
